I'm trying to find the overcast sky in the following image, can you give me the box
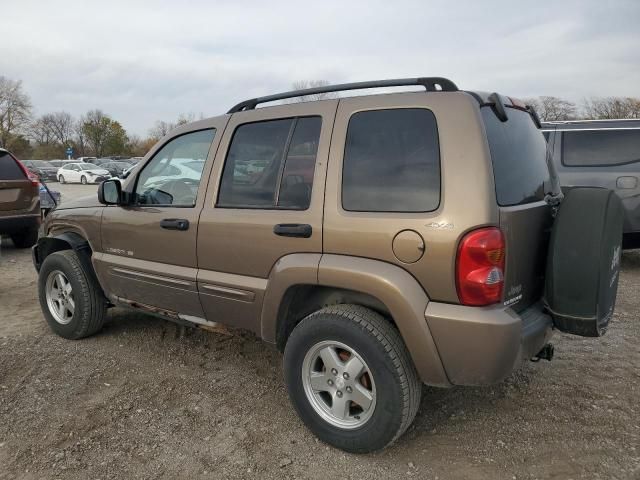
[2,0,639,136]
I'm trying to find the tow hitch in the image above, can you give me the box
[532,343,554,362]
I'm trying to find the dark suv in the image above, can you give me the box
[0,149,41,247]
[542,119,640,248]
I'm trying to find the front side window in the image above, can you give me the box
[135,129,215,206]
[562,129,640,167]
[342,108,441,212]
[218,116,322,210]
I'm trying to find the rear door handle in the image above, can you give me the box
[273,223,312,238]
[160,218,189,231]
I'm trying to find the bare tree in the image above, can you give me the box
[29,116,56,146]
[148,120,175,140]
[47,111,74,146]
[523,96,577,121]
[0,76,33,148]
[582,97,640,119]
[288,80,339,103]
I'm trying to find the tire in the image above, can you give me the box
[38,250,107,339]
[59,175,65,184]
[11,227,38,248]
[81,176,87,185]
[545,188,624,337]
[283,304,421,453]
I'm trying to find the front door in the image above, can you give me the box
[94,119,227,319]
[196,100,338,333]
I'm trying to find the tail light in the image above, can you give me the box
[456,227,505,306]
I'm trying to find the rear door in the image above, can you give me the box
[481,106,554,311]
[196,100,337,333]
[0,151,38,215]
[554,127,640,235]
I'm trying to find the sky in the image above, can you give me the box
[2,0,639,136]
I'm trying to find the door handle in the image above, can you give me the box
[160,218,189,231]
[273,223,312,238]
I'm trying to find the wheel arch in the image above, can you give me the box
[261,253,451,386]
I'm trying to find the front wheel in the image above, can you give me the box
[283,304,421,453]
[81,176,87,184]
[58,175,65,184]
[38,250,107,339]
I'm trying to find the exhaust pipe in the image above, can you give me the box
[532,343,554,362]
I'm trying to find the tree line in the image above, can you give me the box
[1,75,639,160]
[0,75,202,160]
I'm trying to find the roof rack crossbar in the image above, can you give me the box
[227,77,458,113]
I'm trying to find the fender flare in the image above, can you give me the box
[260,253,451,387]
[33,232,93,274]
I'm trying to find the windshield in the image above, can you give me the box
[78,164,100,170]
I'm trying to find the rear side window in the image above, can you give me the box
[482,107,550,206]
[218,116,321,210]
[562,129,640,167]
[0,152,26,180]
[342,109,440,212]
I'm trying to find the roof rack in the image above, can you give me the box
[227,77,458,113]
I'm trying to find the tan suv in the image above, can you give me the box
[32,78,624,452]
[0,148,40,248]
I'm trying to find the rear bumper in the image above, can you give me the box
[425,301,553,386]
[0,214,41,235]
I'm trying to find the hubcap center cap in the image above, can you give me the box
[335,377,345,389]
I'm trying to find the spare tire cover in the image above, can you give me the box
[544,187,623,337]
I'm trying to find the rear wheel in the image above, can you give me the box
[38,250,107,339]
[10,226,38,248]
[81,176,87,184]
[284,304,421,453]
[58,175,65,184]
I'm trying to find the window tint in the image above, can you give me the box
[218,117,322,210]
[342,109,440,212]
[562,129,640,167]
[482,107,550,206]
[135,129,215,206]
[0,152,26,180]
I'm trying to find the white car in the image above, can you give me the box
[57,163,110,184]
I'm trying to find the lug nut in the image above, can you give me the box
[331,368,338,376]
[327,379,334,386]
[343,372,349,380]
[346,386,352,393]
[336,391,343,398]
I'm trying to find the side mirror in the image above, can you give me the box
[98,179,122,205]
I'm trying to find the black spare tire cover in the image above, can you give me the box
[544,187,624,337]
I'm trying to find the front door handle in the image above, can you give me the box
[160,218,189,231]
[273,223,312,238]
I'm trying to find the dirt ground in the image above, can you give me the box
[0,184,639,479]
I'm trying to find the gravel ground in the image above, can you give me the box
[0,184,639,479]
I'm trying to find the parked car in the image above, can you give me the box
[21,160,59,182]
[0,149,40,247]
[88,158,114,167]
[77,156,97,163]
[56,163,110,184]
[542,119,640,249]
[32,78,624,453]
[49,160,75,168]
[39,183,61,216]
[101,161,132,178]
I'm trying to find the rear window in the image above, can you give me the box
[562,129,640,167]
[342,108,440,212]
[482,107,550,206]
[0,152,26,180]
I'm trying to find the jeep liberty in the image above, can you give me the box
[32,78,624,452]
